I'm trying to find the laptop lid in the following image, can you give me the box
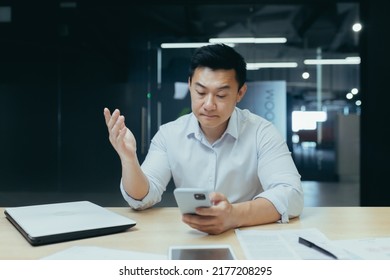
[4,200,136,246]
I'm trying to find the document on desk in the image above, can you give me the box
[235,228,351,260]
[333,237,390,259]
[41,246,166,260]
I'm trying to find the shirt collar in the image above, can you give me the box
[187,113,202,140]
[186,108,240,141]
[224,108,239,140]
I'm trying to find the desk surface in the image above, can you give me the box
[1,207,390,260]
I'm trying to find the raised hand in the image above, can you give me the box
[103,108,137,162]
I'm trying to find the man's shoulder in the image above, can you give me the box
[161,113,192,128]
[151,113,193,145]
[236,107,269,125]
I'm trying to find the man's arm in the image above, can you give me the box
[120,156,149,200]
[230,197,281,227]
[103,108,149,200]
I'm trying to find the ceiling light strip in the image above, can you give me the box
[247,62,298,70]
[209,37,287,44]
[160,43,212,49]
[161,42,235,49]
[304,57,361,65]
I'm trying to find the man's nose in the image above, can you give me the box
[204,94,216,110]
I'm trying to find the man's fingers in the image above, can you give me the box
[119,116,126,130]
[209,192,228,205]
[117,124,127,142]
[110,115,124,140]
[103,108,111,125]
[105,109,120,130]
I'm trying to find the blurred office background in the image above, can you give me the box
[0,1,389,207]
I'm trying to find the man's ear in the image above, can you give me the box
[237,83,247,103]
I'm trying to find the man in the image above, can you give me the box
[104,44,303,235]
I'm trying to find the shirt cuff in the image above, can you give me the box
[254,193,289,223]
[120,181,154,210]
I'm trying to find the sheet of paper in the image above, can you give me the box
[236,228,351,260]
[333,237,390,259]
[41,246,166,260]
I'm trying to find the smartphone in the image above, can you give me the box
[173,188,212,214]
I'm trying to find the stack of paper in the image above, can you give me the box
[235,228,352,260]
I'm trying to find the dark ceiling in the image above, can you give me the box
[65,3,359,56]
[1,2,361,107]
[1,2,360,57]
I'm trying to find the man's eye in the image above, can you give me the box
[217,95,226,98]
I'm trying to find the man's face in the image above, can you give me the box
[189,67,246,135]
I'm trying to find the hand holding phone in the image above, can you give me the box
[173,188,212,214]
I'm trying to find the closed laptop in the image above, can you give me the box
[4,200,136,246]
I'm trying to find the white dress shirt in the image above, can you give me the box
[121,107,303,223]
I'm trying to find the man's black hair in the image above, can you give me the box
[189,44,247,89]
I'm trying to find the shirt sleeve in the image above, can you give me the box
[120,129,172,210]
[254,123,304,223]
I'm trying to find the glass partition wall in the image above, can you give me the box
[154,3,361,183]
[0,2,361,206]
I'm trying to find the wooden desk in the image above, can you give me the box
[1,207,390,260]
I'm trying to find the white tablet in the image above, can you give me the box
[168,244,236,260]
